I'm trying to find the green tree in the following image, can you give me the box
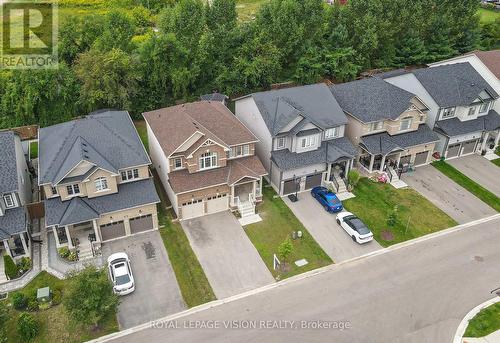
[206,0,237,30]
[74,48,141,112]
[159,0,206,49]
[64,265,119,328]
[93,11,137,53]
[394,29,427,67]
[17,313,39,341]
[278,238,293,267]
[424,17,457,62]
[0,301,8,343]
[480,19,500,50]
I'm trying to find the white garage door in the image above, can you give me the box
[181,200,204,220]
[206,194,228,214]
[414,151,429,166]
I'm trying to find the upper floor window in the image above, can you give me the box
[3,194,15,208]
[232,145,250,157]
[369,121,383,132]
[479,102,489,114]
[121,169,139,182]
[300,136,317,149]
[441,107,456,119]
[324,127,339,139]
[174,158,182,170]
[66,184,80,196]
[95,177,108,191]
[419,114,425,122]
[468,107,477,116]
[276,137,286,149]
[399,117,413,131]
[200,152,217,170]
[51,187,58,195]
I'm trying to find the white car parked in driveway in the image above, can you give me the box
[336,212,374,244]
[107,252,135,295]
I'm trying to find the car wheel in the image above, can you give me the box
[351,235,356,242]
[336,219,340,225]
[324,205,329,212]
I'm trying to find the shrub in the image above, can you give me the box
[17,313,39,341]
[347,170,361,188]
[27,298,39,312]
[3,254,18,280]
[52,288,63,305]
[58,247,70,258]
[17,257,32,273]
[68,251,78,262]
[12,293,28,310]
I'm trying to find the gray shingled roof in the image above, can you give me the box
[44,178,160,227]
[0,207,27,240]
[435,110,500,137]
[200,92,228,102]
[413,63,499,107]
[39,111,150,185]
[0,131,19,194]
[330,77,417,123]
[360,124,440,155]
[271,137,357,170]
[250,83,348,136]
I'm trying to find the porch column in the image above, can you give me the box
[326,163,332,181]
[495,131,500,147]
[124,219,131,236]
[379,155,386,172]
[3,240,11,257]
[19,234,28,255]
[259,177,263,195]
[368,154,375,173]
[481,132,490,151]
[252,180,257,199]
[52,228,61,247]
[396,153,402,167]
[345,160,350,176]
[92,220,101,242]
[65,225,74,249]
[230,185,235,206]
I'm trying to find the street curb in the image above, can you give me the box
[87,213,500,343]
[453,296,500,343]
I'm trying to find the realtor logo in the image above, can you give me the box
[0,1,58,69]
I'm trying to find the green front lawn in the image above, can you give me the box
[478,7,500,23]
[464,302,500,338]
[245,185,332,279]
[153,173,216,306]
[134,120,148,152]
[29,141,38,160]
[5,272,118,343]
[492,158,500,167]
[432,161,500,212]
[343,178,457,247]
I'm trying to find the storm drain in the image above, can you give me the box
[142,241,156,259]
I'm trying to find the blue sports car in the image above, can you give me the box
[311,186,343,213]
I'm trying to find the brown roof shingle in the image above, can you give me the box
[474,50,500,79]
[143,101,258,157]
[0,125,38,141]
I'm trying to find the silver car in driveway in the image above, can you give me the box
[107,252,135,295]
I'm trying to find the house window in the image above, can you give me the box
[276,137,286,149]
[3,194,15,208]
[468,106,477,116]
[300,136,317,149]
[66,184,80,196]
[369,121,383,132]
[325,127,339,139]
[121,169,139,181]
[441,107,456,119]
[400,117,413,131]
[94,177,108,191]
[51,187,58,195]
[233,145,250,157]
[479,102,489,114]
[419,114,425,122]
[174,158,182,170]
[200,152,217,170]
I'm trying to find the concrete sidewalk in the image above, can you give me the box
[463,330,500,343]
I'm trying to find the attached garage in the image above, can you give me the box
[181,200,204,220]
[413,151,429,166]
[129,214,153,234]
[206,194,228,214]
[399,155,411,166]
[447,143,461,158]
[461,139,477,155]
[283,179,299,195]
[100,221,126,241]
[305,173,322,190]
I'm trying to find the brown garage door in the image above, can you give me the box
[100,221,125,241]
[461,140,477,155]
[130,214,153,234]
[447,143,461,158]
[283,179,299,195]
[414,151,429,166]
[305,173,322,190]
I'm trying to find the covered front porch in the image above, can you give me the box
[1,232,30,260]
[359,149,407,175]
[230,177,263,218]
[480,129,500,160]
[52,219,101,261]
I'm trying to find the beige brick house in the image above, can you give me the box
[39,111,160,260]
[144,101,267,220]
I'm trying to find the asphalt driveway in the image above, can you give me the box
[284,194,382,262]
[101,231,186,329]
[447,154,500,197]
[402,165,496,224]
[181,212,274,299]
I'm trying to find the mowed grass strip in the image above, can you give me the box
[432,160,500,212]
[245,185,332,279]
[464,302,500,338]
[153,173,216,307]
[343,178,457,247]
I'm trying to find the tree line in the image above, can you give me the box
[0,0,498,129]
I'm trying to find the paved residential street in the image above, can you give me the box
[106,215,500,343]
[181,212,275,299]
[447,154,500,197]
[402,165,496,223]
[101,231,186,329]
[284,193,382,262]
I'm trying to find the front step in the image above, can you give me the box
[239,202,255,218]
[78,248,94,261]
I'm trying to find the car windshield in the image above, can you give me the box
[350,218,371,235]
[115,274,131,285]
[326,195,340,205]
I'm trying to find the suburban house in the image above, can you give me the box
[382,63,500,160]
[144,101,267,220]
[0,131,32,262]
[39,111,160,260]
[330,77,440,184]
[235,83,357,196]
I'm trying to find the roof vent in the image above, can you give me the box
[83,155,89,159]
[471,83,475,87]
[82,142,87,147]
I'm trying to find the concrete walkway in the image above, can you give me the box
[0,242,41,293]
[448,154,500,197]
